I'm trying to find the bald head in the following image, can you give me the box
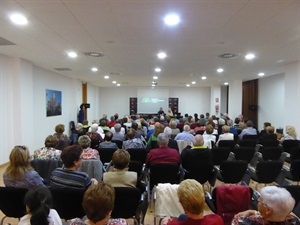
[193,135,204,146]
[183,125,190,132]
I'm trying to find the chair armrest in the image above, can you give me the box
[205,192,217,213]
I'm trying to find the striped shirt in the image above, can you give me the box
[50,168,92,189]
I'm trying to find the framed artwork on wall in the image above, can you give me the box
[46,89,62,117]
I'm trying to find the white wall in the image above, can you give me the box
[0,55,83,164]
[258,73,285,131]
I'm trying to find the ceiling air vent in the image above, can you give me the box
[54,68,72,71]
[84,52,105,57]
[109,72,122,76]
[217,53,239,59]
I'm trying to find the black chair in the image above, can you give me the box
[211,147,232,166]
[97,148,118,164]
[205,185,254,225]
[127,148,148,163]
[148,164,180,190]
[238,139,257,147]
[56,139,70,150]
[184,161,217,187]
[112,187,148,225]
[259,146,283,161]
[259,139,279,148]
[30,159,63,185]
[196,130,205,135]
[243,134,258,140]
[49,187,86,220]
[217,160,248,184]
[284,160,300,185]
[286,146,300,163]
[234,146,256,163]
[112,139,123,149]
[281,185,300,218]
[218,140,236,152]
[246,161,283,189]
[0,187,27,225]
[129,160,144,179]
[282,140,300,153]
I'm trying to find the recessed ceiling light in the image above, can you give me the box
[245,53,255,60]
[217,68,224,73]
[117,83,121,86]
[154,68,161,72]
[186,84,190,87]
[201,76,207,80]
[68,52,78,58]
[224,82,229,85]
[258,72,265,77]
[276,59,285,63]
[10,13,28,25]
[91,67,98,72]
[164,14,180,26]
[112,81,117,84]
[191,81,196,84]
[104,75,109,79]
[157,52,167,59]
[152,84,155,87]
[153,76,158,80]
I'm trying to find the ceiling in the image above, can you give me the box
[0,0,299,88]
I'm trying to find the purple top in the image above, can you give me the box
[3,170,45,189]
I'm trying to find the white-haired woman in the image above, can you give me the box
[280,125,298,144]
[232,186,299,225]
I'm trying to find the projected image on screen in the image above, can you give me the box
[138,97,168,114]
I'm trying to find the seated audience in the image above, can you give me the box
[174,125,194,142]
[75,123,87,138]
[164,127,179,151]
[123,128,146,149]
[239,120,257,140]
[232,186,299,225]
[50,145,97,189]
[19,186,62,225]
[280,125,298,143]
[33,135,61,160]
[203,124,217,147]
[99,118,111,132]
[258,125,278,144]
[227,119,238,135]
[216,125,234,146]
[99,132,118,149]
[147,122,165,150]
[3,146,44,188]
[88,120,105,138]
[86,123,103,149]
[181,135,212,170]
[107,116,116,128]
[82,120,90,133]
[78,135,100,160]
[53,124,70,150]
[169,120,180,137]
[193,119,206,135]
[69,182,127,225]
[162,179,224,225]
[103,149,138,188]
[146,133,180,167]
[111,123,125,140]
[259,122,272,137]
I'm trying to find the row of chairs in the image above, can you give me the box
[0,186,148,225]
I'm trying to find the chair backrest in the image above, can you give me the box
[185,161,216,185]
[282,140,300,153]
[219,160,248,183]
[127,148,148,163]
[196,130,205,135]
[255,161,283,183]
[0,187,27,220]
[289,160,300,182]
[111,139,123,149]
[238,139,257,147]
[97,148,118,164]
[149,164,180,190]
[260,146,283,161]
[218,140,236,151]
[211,147,231,166]
[49,188,86,220]
[281,185,300,218]
[30,159,63,186]
[78,159,103,181]
[212,185,252,225]
[234,147,256,163]
[243,134,258,140]
[128,160,143,178]
[111,187,142,220]
[290,147,300,161]
[260,139,279,148]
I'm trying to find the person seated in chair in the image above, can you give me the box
[279,125,298,143]
[239,120,257,140]
[232,186,299,225]
[181,135,212,171]
[162,179,224,225]
[111,123,125,141]
[4,146,45,189]
[50,145,98,189]
[146,133,180,167]
[78,135,100,160]
[86,123,103,149]
[123,128,146,149]
[69,182,127,225]
[33,135,62,160]
[19,186,62,225]
[174,125,194,142]
[99,132,118,149]
[216,125,234,146]
[258,125,278,144]
[103,149,142,190]
[53,124,69,142]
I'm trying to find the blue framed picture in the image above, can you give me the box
[46,89,62,117]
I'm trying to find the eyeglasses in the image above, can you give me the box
[258,199,268,207]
